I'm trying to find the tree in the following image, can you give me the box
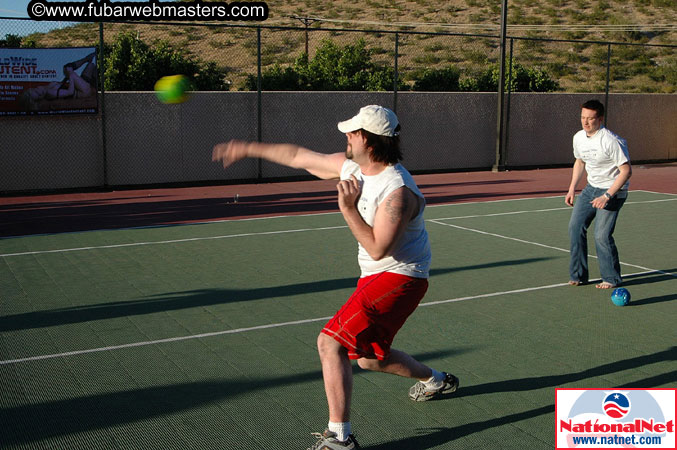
[103,32,229,91]
[412,66,461,91]
[246,39,397,91]
[0,34,36,48]
[461,60,560,92]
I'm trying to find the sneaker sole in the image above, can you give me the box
[410,376,460,401]
[442,377,459,394]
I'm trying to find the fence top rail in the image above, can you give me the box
[508,34,677,49]
[2,16,675,49]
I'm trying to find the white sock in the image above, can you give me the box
[328,421,351,442]
[423,369,445,387]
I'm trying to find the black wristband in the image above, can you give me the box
[604,192,612,199]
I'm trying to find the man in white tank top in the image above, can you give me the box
[213,105,459,449]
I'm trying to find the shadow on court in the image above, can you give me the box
[0,258,553,332]
[0,192,339,237]
[367,348,676,450]
[622,269,677,287]
[2,348,673,448]
[0,349,460,447]
[1,180,562,237]
[449,346,676,399]
[628,293,677,307]
[368,406,555,450]
[3,164,676,238]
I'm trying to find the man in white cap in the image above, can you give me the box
[213,105,458,449]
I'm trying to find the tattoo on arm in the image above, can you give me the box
[385,191,409,224]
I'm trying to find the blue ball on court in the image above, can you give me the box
[611,288,631,306]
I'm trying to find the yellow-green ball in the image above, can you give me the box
[154,75,190,104]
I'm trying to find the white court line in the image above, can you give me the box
[434,206,570,221]
[425,189,677,209]
[0,272,657,366]
[429,220,677,278]
[3,190,670,240]
[0,316,332,366]
[0,192,565,240]
[2,197,674,259]
[432,197,677,221]
[1,197,673,364]
[0,225,349,258]
[624,198,677,204]
[1,189,672,241]
[633,189,677,197]
[177,190,674,226]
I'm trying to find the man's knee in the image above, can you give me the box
[594,229,613,248]
[357,357,381,371]
[568,216,584,238]
[317,332,342,358]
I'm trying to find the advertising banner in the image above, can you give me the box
[556,388,676,449]
[0,47,98,116]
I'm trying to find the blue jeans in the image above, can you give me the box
[568,184,627,285]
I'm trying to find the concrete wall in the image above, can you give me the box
[1,92,675,192]
[104,92,260,185]
[505,93,677,166]
[1,114,103,191]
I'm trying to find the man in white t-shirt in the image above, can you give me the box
[213,105,459,450]
[565,100,632,289]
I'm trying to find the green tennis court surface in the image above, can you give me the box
[1,191,675,449]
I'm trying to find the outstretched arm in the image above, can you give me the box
[212,139,346,180]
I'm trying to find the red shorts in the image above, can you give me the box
[321,272,428,360]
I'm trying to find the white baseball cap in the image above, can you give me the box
[337,105,399,137]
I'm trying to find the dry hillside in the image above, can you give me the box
[22,0,677,92]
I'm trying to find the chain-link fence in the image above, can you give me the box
[3,17,674,93]
[1,17,675,191]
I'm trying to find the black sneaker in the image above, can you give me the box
[307,429,360,450]
[408,372,460,402]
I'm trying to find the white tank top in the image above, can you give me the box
[340,159,431,278]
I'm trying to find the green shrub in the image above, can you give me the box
[461,61,560,92]
[412,66,461,91]
[103,32,229,91]
[245,39,397,91]
[0,34,35,48]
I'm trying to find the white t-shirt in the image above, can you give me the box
[573,127,630,190]
[340,159,431,278]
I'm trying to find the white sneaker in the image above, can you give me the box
[408,372,459,401]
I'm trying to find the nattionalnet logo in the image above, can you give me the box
[604,392,631,419]
[556,389,676,449]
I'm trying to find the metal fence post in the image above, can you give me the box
[393,32,398,113]
[605,43,611,127]
[99,22,108,187]
[504,37,514,167]
[493,0,508,172]
[257,26,262,179]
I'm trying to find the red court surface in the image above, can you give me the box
[1,164,675,238]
